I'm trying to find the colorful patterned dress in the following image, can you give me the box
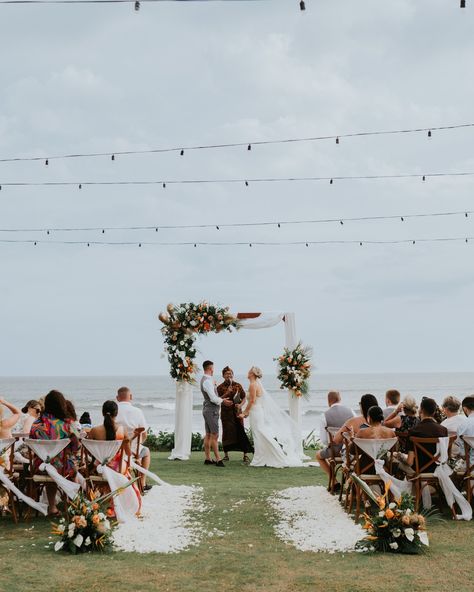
[29,413,79,477]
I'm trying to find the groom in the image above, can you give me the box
[201,360,232,467]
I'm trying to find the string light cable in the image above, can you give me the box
[1,236,473,247]
[3,169,474,191]
[0,208,472,234]
[0,122,472,165]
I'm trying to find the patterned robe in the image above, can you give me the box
[217,380,254,454]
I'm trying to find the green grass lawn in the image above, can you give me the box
[1,452,473,592]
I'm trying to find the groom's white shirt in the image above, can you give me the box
[201,375,222,406]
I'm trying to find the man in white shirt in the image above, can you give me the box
[441,396,467,432]
[200,360,232,467]
[458,396,474,464]
[116,386,151,490]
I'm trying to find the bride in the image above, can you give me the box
[239,366,303,468]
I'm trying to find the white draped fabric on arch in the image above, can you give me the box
[168,311,304,461]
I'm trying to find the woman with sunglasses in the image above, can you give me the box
[20,400,42,434]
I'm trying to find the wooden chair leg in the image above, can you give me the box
[355,487,361,520]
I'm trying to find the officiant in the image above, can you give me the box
[217,366,254,463]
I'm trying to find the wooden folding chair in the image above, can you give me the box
[325,427,344,494]
[130,427,146,494]
[81,439,128,494]
[0,438,19,523]
[461,435,474,505]
[341,432,355,511]
[24,439,71,517]
[409,435,456,516]
[349,438,397,520]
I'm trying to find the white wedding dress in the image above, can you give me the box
[249,382,303,468]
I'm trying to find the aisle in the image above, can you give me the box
[270,486,365,553]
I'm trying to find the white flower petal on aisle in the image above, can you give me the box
[270,486,365,553]
[113,485,204,553]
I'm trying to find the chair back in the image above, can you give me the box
[81,439,125,477]
[0,438,16,475]
[325,427,341,461]
[394,430,409,452]
[352,437,397,476]
[24,438,71,477]
[462,435,474,474]
[410,435,456,474]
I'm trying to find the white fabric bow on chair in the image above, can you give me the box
[353,437,412,499]
[81,439,140,523]
[24,438,80,501]
[428,437,472,521]
[0,438,48,515]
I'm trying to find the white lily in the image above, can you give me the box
[54,541,64,552]
[404,528,415,542]
[389,542,398,550]
[73,534,84,547]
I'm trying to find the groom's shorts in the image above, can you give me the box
[203,404,219,435]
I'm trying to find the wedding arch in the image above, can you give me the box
[159,303,304,460]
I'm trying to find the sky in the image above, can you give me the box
[1,0,474,377]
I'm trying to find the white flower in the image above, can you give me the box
[404,528,415,542]
[405,509,412,515]
[67,524,75,538]
[392,528,401,538]
[54,541,64,552]
[389,542,399,550]
[84,537,91,546]
[98,513,105,520]
[418,531,429,546]
[57,524,65,533]
[73,534,84,548]
[389,502,396,509]
[378,511,385,517]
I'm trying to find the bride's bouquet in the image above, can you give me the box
[274,342,312,398]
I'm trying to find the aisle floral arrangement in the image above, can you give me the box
[52,489,115,554]
[274,342,312,398]
[159,302,240,382]
[354,477,430,554]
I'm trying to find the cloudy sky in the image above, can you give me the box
[1,0,473,376]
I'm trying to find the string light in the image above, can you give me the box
[299,1,305,11]
[3,169,474,190]
[1,208,471,234]
[1,236,473,248]
[134,0,140,9]
[1,122,472,164]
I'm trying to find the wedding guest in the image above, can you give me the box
[383,389,401,420]
[29,390,80,516]
[217,366,253,463]
[405,397,448,473]
[457,396,474,465]
[384,396,419,453]
[116,386,151,490]
[88,401,131,461]
[18,400,42,434]
[65,400,82,437]
[355,406,395,440]
[354,406,396,472]
[79,412,92,434]
[441,396,466,432]
[333,394,378,445]
[0,397,21,439]
[316,391,354,481]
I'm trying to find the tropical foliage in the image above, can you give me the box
[274,342,312,398]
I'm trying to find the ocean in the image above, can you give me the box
[2,372,474,438]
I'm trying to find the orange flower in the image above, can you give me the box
[92,514,100,525]
[385,509,394,520]
[92,503,99,511]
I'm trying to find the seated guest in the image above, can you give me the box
[29,390,80,516]
[354,406,396,473]
[441,396,466,432]
[0,397,21,438]
[116,386,151,491]
[87,401,131,468]
[79,412,92,429]
[333,394,378,445]
[405,397,448,473]
[457,396,474,465]
[383,389,401,420]
[384,396,419,454]
[15,400,41,434]
[316,391,354,481]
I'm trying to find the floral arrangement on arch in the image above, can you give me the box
[354,478,430,554]
[159,302,241,382]
[52,489,115,554]
[274,342,312,398]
